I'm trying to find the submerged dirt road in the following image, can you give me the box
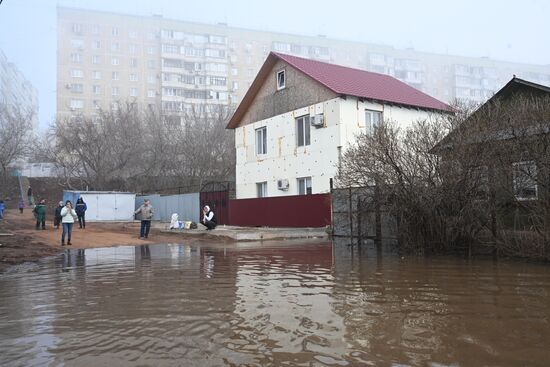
[0,209,184,271]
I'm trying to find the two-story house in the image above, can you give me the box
[227,52,452,199]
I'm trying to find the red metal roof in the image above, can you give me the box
[274,52,452,112]
[227,52,452,129]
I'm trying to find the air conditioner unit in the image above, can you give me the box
[310,113,325,127]
[277,179,289,191]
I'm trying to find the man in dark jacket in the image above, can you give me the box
[54,201,64,229]
[75,197,87,229]
[33,199,47,230]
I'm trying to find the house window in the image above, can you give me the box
[70,53,82,63]
[92,71,101,79]
[148,90,156,98]
[296,115,311,147]
[513,161,537,200]
[130,88,138,97]
[70,84,83,93]
[111,57,120,66]
[70,99,83,109]
[112,72,119,80]
[111,87,119,96]
[297,177,312,195]
[92,55,101,64]
[71,69,83,78]
[257,182,268,198]
[93,40,101,49]
[92,85,101,95]
[130,58,138,67]
[112,27,119,36]
[255,127,267,155]
[276,70,285,90]
[365,110,383,135]
[129,73,139,82]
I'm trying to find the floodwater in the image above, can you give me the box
[1,242,550,367]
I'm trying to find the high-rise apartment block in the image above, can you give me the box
[57,7,550,123]
[0,49,39,129]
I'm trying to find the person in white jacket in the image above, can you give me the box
[60,200,77,246]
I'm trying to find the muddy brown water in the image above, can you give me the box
[1,241,549,366]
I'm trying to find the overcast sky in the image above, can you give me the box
[0,0,549,129]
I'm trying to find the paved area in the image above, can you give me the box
[157,223,329,241]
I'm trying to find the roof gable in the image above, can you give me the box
[227,52,452,129]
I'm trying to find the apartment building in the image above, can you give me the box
[57,7,550,123]
[0,49,39,129]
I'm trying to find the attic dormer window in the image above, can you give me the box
[276,70,286,90]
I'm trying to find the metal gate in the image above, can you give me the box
[200,181,230,225]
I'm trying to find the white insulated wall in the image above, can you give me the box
[235,97,441,199]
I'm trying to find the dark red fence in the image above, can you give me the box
[228,193,331,228]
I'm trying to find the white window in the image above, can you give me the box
[71,69,83,78]
[112,27,119,36]
[276,70,286,90]
[71,23,82,34]
[232,81,239,90]
[365,109,383,135]
[92,85,101,95]
[147,47,155,55]
[92,71,101,80]
[130,88,138,97]
[513,161,537,200]
[130,58,138,67]
[148,75,156,84]
[93,40,101,49]
[91,25,100,35]
[71,39,84,48]
[255,127,267,155]
[147,31,155,40]
[92,55,101,64]
[129,44,137,54]
[70,53,82,63]
[148,90,156,98]
[129,30,138,38]
[129,73,139,82]
[111,57,120,66]
[112,87,119,96]
[297,177,312,195]
[257,182,268,198]
[296,115,310,147]
[231,68,238,76]
[147,60,156,69]
[70,99,83,109]
[70,84,83,93]
[111,42,120,52]
[112,71,119,80]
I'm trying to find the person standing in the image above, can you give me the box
[27,186,33,206]
[134,199,154,239]
[33,199,47,230]
[54,201,64,229]
[201,205,217,230]
[60,200,77,246]
[75,197,87,229]
[19,199,25,214]
[0,200,4,221]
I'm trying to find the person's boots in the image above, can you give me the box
[67,241,72,246]
[61,241,65,246]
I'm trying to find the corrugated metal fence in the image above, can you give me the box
[136,193,200,223]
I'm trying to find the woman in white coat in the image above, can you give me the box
[60,200,77,246]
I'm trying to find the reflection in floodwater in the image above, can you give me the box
[1,241,550,366]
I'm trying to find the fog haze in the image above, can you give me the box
[0,0,549,129]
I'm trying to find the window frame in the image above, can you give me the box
[513,161,538,201]
[256,182,268,198]
[296,115,311,147]
[297,177,312,195]
[365,109,383,135]
[276,69,286,90]
[255,126,267,155]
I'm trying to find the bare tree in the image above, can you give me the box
[0,102,34,177]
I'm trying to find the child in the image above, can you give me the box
[19,199,25,214]
[0,200,4,221]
